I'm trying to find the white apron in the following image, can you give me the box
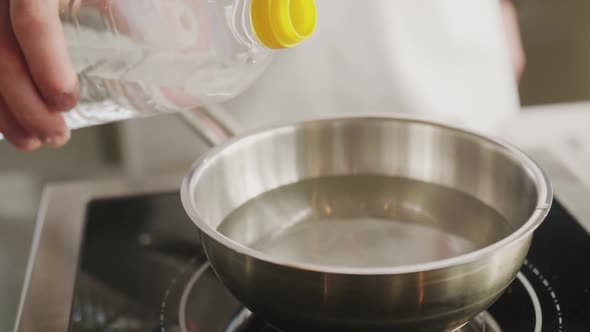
[222,0,520,135]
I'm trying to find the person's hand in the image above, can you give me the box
[499,0,526,81]
[0,0,78,151]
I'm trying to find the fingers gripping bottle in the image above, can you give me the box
[58,0,316,131]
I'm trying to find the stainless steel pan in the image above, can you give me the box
[180,110,552,331]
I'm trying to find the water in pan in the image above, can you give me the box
[217,175,513,267]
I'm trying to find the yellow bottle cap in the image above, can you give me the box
[250,0,317,49]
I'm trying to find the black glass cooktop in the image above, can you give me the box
[68,192,590,332]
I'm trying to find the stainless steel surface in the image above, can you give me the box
[179,105,242,147]
[182,262,509,332]
[181,115,552,331]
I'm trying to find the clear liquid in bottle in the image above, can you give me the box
[58,0,276,131]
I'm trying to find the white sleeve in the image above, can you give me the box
[223,0,520,136]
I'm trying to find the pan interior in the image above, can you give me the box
[187,118,543,270]
[217,174,513,268]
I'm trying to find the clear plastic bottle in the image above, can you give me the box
[57,0,316,131]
